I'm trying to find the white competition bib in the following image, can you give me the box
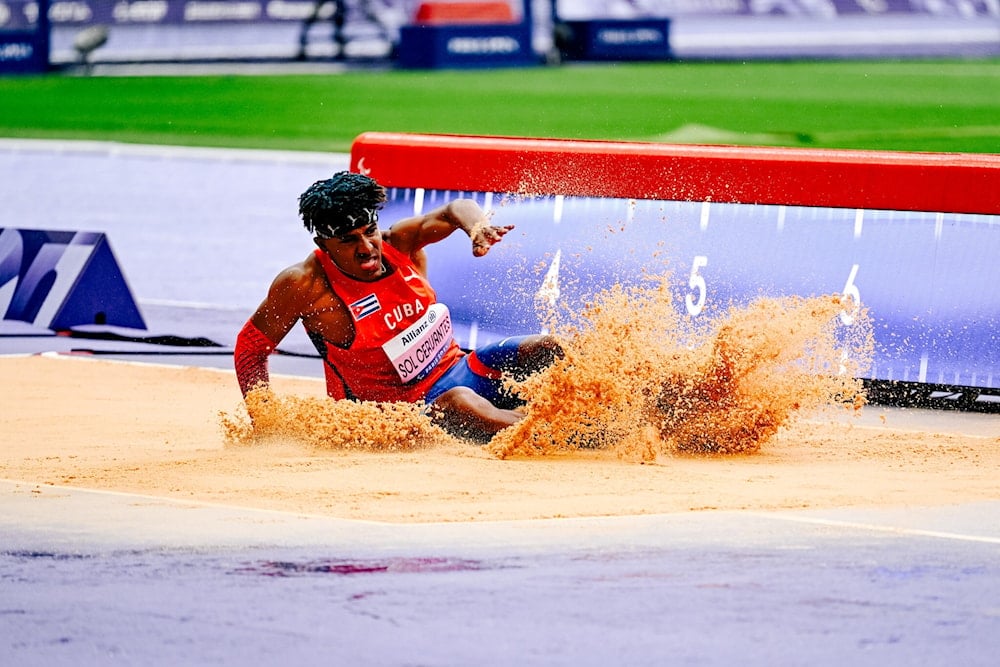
[382,303,454,383]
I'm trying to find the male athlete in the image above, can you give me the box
[234,171,562,441]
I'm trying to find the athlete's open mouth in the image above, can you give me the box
[358,256,380,273]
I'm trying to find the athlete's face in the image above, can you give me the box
[317,220,385,281]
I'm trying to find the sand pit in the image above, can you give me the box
[3,354,998,524]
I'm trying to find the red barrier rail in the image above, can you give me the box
[350,132,1000,215]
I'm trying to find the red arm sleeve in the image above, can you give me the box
[235,320,276,397]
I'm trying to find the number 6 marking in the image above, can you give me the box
[840,264,861,325]
[686,255,708,316]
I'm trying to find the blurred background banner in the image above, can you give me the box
[552,0,1000,19]
[2,0,996,69]
[4,0,993,29]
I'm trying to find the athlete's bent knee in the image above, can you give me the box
[430,387,523,443]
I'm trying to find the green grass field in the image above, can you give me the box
[1,59,998,154]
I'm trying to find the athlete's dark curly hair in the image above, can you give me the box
[298,171,387,239]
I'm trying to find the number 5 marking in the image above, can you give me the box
[840,264,861,325]
[686,255,708,316]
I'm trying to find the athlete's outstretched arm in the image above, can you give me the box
[234,265,311,397]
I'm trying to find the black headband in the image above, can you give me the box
[314,207,379,239]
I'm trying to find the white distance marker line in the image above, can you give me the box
[413,188,425,216]
[536,249,561,308]
[467,320,479,350]
[747,511,1000,545]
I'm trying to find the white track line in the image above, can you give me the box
[0,477,391,526]
[6,475,999,538]
[747,511,1000,545]
[13,350,322,383]
[0,137,349,167]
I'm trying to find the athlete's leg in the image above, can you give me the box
[463,333,563,409]
[510,334,564,379]
[471,334,563,380]
[654,326,737,430]
[429,386,525,443]
[423,334,563,441]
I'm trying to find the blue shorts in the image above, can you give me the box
[423,336,528,408]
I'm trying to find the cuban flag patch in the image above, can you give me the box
[348,293,381,321]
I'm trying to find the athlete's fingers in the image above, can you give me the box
[471,224,514,256]
[481,224,514,244]
[492,224,515,239]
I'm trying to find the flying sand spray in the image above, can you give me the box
[224,262,873,460]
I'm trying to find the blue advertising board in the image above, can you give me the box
[557,19,671,61]
[397,20,534,69]
[0,0,49,73]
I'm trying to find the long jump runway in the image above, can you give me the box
[3,479,1000,667]
[2,140,999,665]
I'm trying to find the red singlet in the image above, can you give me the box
[311,244,465,402]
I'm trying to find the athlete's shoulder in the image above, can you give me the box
[268,252,324,296]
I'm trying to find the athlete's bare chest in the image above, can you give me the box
[299,281,353,346]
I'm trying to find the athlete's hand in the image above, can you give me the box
[470,222,515,257]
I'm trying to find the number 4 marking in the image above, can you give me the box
[686,255,708,316]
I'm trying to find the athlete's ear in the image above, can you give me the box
[313,236,325,249]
